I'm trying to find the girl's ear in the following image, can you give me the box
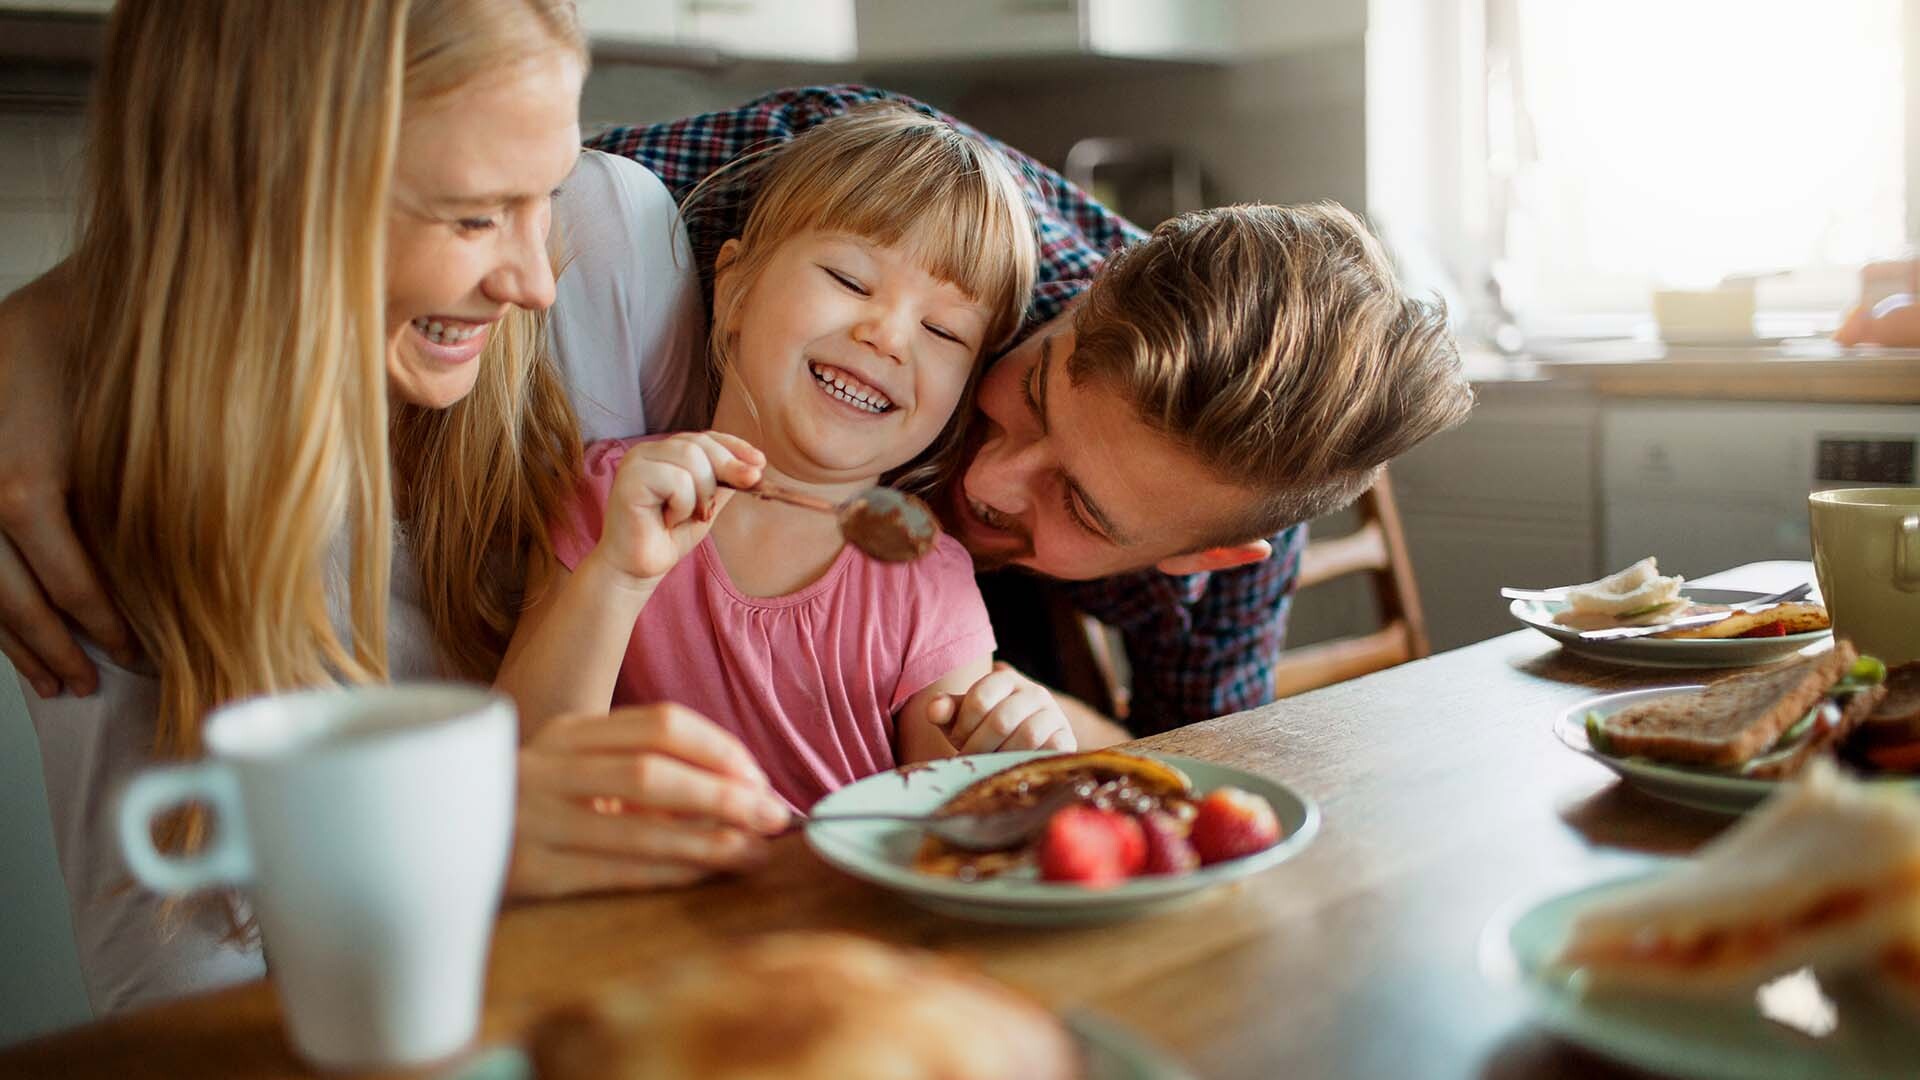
[713,238,745,333]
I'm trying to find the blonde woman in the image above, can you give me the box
[9,0,785,1016]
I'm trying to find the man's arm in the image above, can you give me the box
[1065,524,1308,735]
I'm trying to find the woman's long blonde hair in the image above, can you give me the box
[69,0,585,847]
[692,103,1038,496]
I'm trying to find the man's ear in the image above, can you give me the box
[1156,539,1272,576]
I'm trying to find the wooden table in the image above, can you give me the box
[0,563,1819,1080]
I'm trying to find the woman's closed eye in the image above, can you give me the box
[456,216,496,234]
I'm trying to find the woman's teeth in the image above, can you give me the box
[411,317,485,345]
[810,362,893,414]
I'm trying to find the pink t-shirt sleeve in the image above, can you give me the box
[890,534,997,713]
[551,438,640,572]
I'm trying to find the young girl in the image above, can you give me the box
[498,105,1075,810]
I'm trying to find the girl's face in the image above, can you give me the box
[713,231,991,487]
[384,49,585,410]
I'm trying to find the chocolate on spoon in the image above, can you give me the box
[737,481,942,563]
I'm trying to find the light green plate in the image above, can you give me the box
[1483,872,1920,1080]
[1557,688,1920,815]
[804,751,1319,926]
[1511,588,1828,670]
[447,1011,1193,1079]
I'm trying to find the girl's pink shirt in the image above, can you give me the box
[552,437,995,810]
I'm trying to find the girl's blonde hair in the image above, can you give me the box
[693,103,1038,496]
[68,0,585,866]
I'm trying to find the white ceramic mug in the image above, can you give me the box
[117,683,516,1071]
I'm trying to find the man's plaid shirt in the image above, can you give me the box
[586,85,1306,733]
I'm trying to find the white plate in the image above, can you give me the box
[1483,872,1920,1080]
[804,751,1319,926]
[1511,588,1829,670]
[1556,687,1920,814]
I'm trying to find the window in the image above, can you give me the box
[1487,0,1906,334]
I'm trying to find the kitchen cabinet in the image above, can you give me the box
[855,0,1233,61]
[576,0,855,61]
[1389,396,1602,651]
[574,0,679,46]
[683,0,855,61]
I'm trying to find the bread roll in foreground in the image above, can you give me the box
[528,933,1082,1080]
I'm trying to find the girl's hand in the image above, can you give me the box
[931,661,1078,755]
[508,703,793,899]
[597,432,763,586]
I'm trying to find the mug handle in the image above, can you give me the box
[1897,514,1920,593]
[117,762,254,894]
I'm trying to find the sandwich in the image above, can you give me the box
[526,933,1083,1080]
[1843,661,1920,774]
[1588,641,1888,778]
[1553,761,1920,994]
[1552,557,1688,630]
[912,749,1194,880]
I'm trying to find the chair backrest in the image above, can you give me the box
[1051,469,1431,722]
[1268,469,1430,698]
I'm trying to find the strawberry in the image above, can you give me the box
[1188,787,1282,866]
[1138,810,1200,876]
[1112,813,1147,876]
[1038,806,1138,886]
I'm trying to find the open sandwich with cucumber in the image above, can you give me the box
[1586,641,1920,780]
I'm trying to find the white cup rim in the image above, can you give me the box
[204,682,509,762]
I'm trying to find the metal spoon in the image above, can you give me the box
[735,480,942,563]
[795,787,1081,852]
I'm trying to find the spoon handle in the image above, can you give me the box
[735,480,838,514]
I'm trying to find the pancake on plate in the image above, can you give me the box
[911,749,1194,880]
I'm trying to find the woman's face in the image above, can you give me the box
[384,50,585,410]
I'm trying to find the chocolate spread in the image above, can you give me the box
[840,493,940,562]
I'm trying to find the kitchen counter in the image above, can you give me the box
[1464,340,1920,404]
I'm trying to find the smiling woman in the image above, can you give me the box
[16,0,690,1018]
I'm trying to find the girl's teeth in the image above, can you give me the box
[411,317,484,345]
[809,363,892,413]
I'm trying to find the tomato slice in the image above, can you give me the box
[1738,620,1790,638]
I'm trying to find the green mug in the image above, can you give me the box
[1808,487,1920,665]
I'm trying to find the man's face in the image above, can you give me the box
[943,324,1263,581]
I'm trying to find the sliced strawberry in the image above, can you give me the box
[1038,806,1131,886]
[1189,787,1283,866]
[1138,810,1200,875]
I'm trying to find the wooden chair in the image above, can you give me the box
[1052,469,1431,720]
[1267,469,1430,698]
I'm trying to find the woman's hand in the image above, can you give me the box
[0,267,135,698]
[596,432,763,587]
[931,662,1078,755]
[508,702,792,898]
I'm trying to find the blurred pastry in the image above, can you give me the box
[526,933,1082,1080]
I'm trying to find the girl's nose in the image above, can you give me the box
[853,306,914,363]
